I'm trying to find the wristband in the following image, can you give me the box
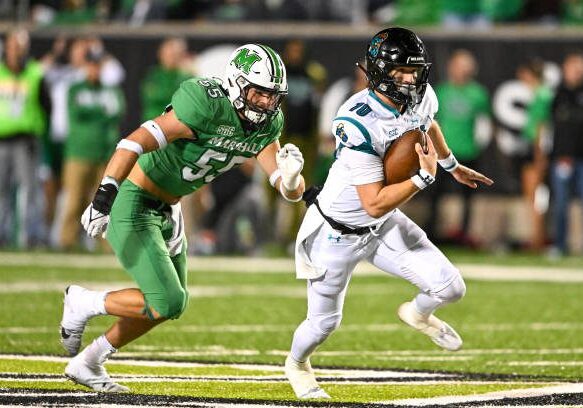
[438,152,459,172]
[93,179,119,215]
[279,182,302,202]
[269,169,282,187]
[411,169,435,190]
[101,176,119,189]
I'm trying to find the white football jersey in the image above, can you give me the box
[317,85,438,227]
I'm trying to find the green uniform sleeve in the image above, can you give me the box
[171,78,217,133]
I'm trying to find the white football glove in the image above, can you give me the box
[81,178,118,238]
[276,143,304,190]
[81,203,109,238]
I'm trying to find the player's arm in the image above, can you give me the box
[427,120,493,189]
[82,110,194,238]
[102,110,193,182]
[256,140,306,202]
[357,138,437,218]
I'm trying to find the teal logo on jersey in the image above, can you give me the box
[336,123,348,142]
[217,125,236,136]
[327,233,341,243]
[232,48,262,74]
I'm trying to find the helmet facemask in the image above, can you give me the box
[229,75,286,125]
[373,61,431,109]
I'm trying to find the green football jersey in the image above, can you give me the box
[138,77,283,197]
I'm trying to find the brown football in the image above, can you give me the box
[384,128,429,185]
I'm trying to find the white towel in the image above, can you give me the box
[294,205,327,279]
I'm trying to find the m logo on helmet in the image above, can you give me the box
[232,48,262,74]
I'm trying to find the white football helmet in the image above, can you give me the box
[224,44,288,124]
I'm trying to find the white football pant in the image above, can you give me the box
[290,209,466,362]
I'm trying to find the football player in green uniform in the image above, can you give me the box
[60,44,305,392]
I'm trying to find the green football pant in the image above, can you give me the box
[107,180,188,319]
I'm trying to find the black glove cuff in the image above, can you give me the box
[93,183,118,215]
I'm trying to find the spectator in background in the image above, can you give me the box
[273,39,326,248]
[140,37,190,121]
[41,37,87,246]
[439,0,489,28]
[60,45,125,250]
[561,0,583,25]
[548,51,583,256]
[42,36,126,247]
[0,28,50,248]
[517,59,553,251]
[114,0,169,25]
[427,49,490,245]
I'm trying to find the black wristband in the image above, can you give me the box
[92,183,118,215]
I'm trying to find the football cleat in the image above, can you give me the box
[60,285,91,356]
[397,301,463,351]
[65,350,129,393]
[284,354,330,399]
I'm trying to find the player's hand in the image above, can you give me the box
[451,165,494,189]
[81,179,119,238]
[415,135,437,176]
[81,203,110,238]
[276,143,304,190]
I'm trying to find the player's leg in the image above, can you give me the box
[62,182,188,392]
[367,209,466,351]
[287,224,362,399]
[105,245,188,348]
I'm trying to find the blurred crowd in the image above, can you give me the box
[0,0,575,27]
[1,27,583,258]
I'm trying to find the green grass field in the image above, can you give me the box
[1,251,582,406]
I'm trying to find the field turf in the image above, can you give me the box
[0,251,582,406]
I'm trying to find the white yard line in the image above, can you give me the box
[389,383,583,406]
[1,252,583,282]
[0,354,454,378]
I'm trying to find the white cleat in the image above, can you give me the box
[65,352,129,393]
[284,354,330,399]
[60,285,91,356]
[397,301,463,352]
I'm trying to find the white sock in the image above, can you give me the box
[82,335,117,365]
[89,290,108,316]
[413,293,441,316]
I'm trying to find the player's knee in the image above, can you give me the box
[438,274,466,303]
[313,313,342,338]
[157,288,189,319]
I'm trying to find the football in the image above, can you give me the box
[384,128,429,185]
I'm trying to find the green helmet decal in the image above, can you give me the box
[257,44,284,85]
[231,48,262,75]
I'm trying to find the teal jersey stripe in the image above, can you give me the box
[368,90,400,117]
[334,116,378,156]
[351,141,378,156]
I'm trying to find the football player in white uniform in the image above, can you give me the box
[284,27,493,399]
